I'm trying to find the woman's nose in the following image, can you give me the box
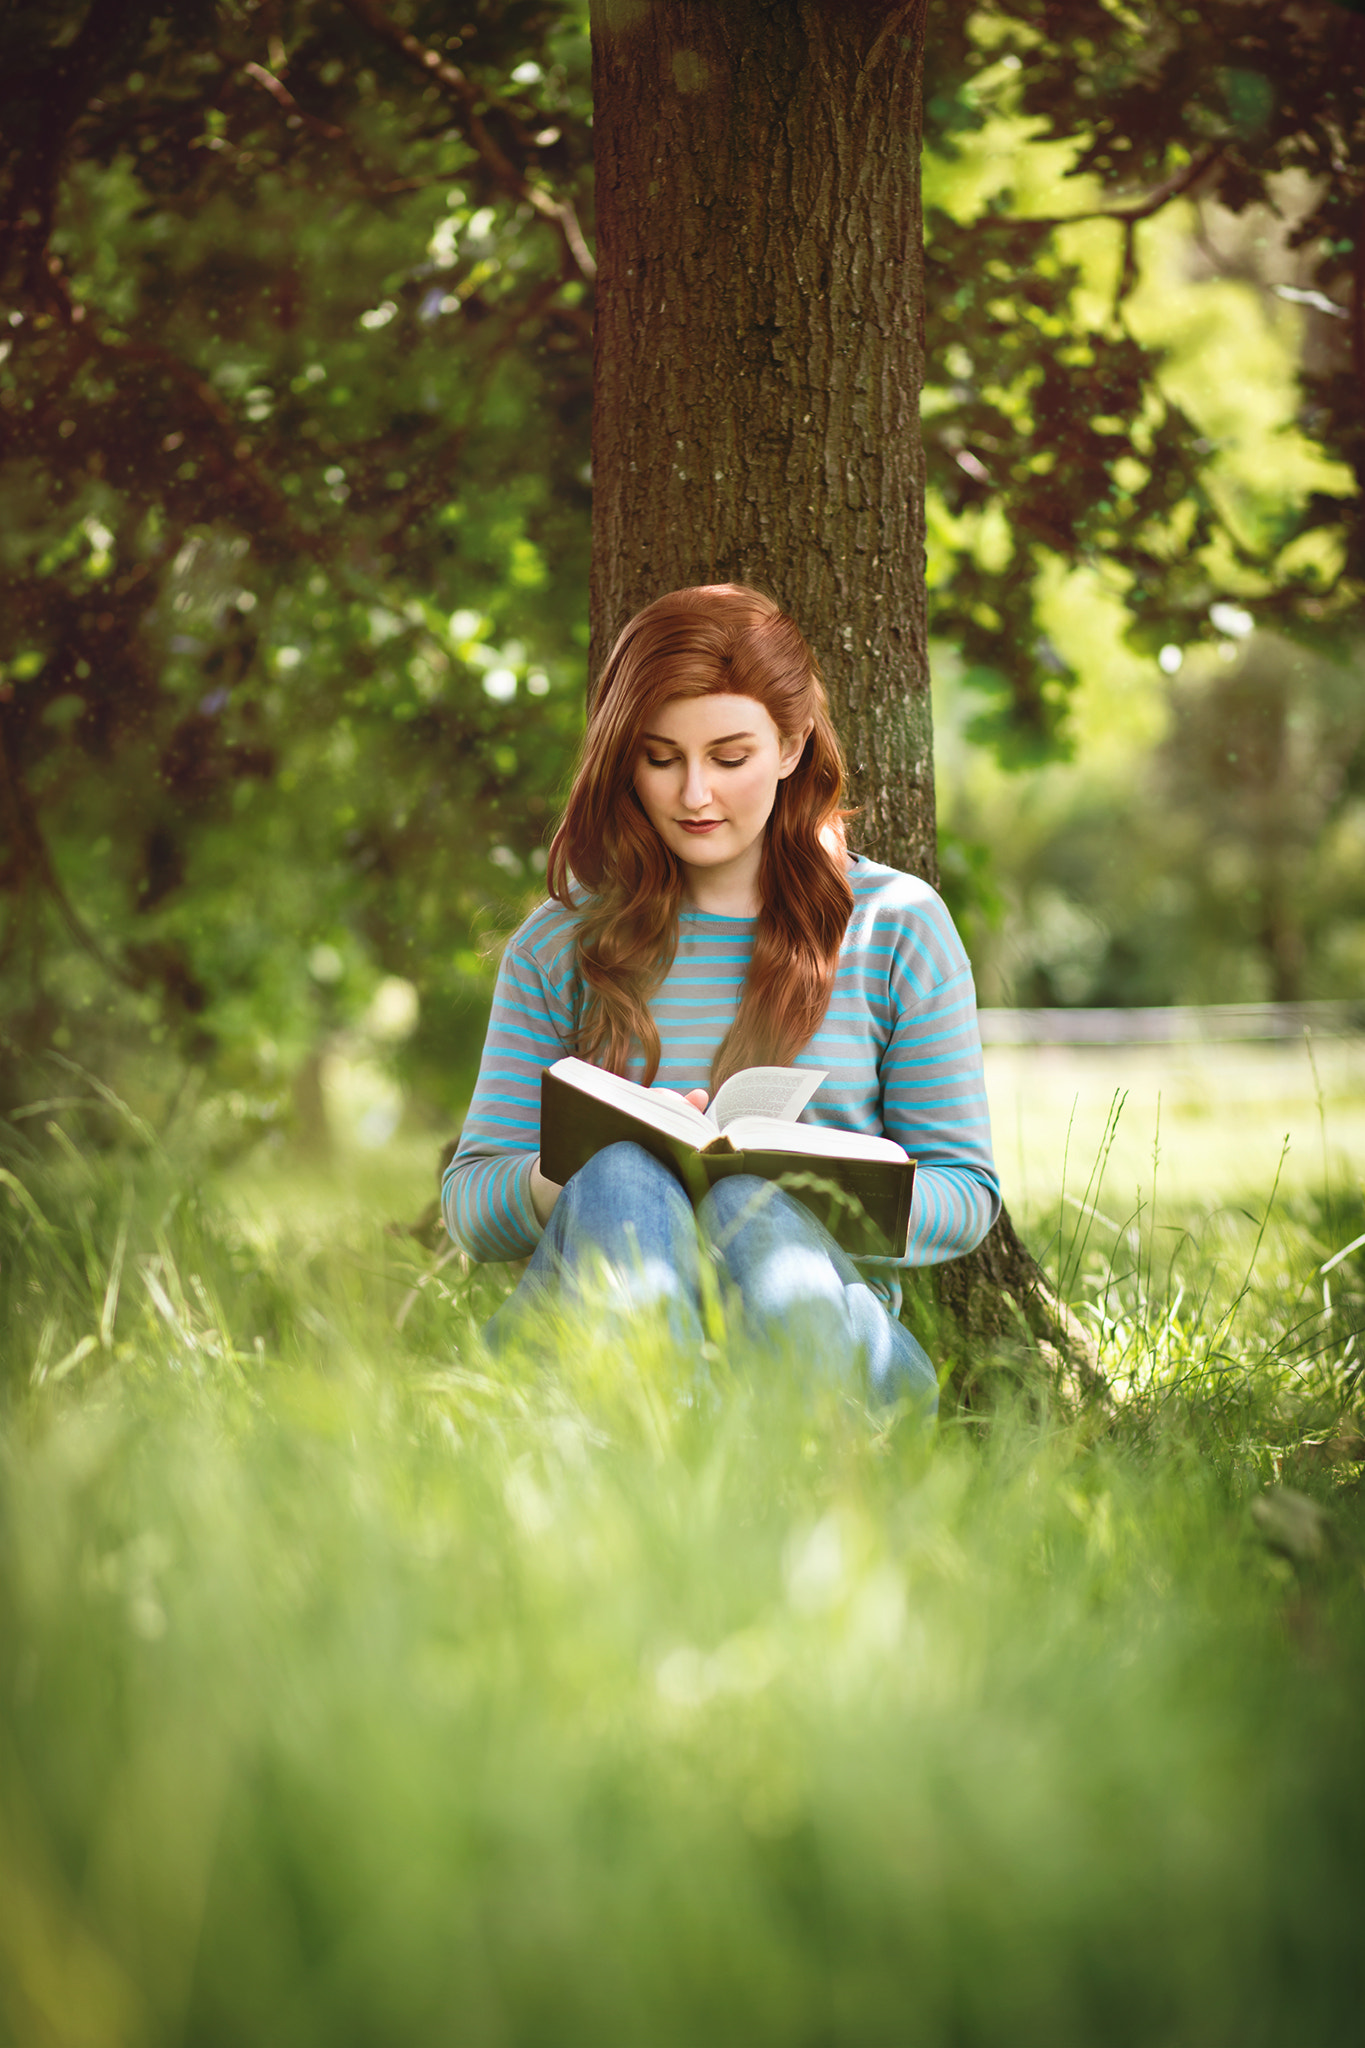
[680,759,711,809]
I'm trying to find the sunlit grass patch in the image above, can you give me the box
[2,1100,1364,2044]
[1030,1158,1365,1479]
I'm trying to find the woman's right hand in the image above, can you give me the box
[530,1157,562,1227]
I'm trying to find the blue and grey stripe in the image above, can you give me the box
[443,855,1001,1310]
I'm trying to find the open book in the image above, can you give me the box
[539,1056,915,1258]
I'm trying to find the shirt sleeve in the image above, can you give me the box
[441,908,580,1262]
[876,898,1001,1268]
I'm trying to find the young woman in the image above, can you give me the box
[442,584,1000,1413]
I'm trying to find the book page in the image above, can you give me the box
[709,1065,826,1130]
[709,1115,908,1165]
[549,1057,717,1138]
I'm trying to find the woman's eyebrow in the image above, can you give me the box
[641,730,757,746]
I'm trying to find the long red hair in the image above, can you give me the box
[546,584,853,1087]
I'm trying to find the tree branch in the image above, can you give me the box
[242,60,346,140]
[179,58,433,198]
[340,0,596,281]
[970,144,1226,236]
[236,59,442,194]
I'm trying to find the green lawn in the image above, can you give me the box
[2,1082,1363,2047]
[983,1035,1365,1213]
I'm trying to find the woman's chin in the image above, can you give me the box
[672,831,732,864]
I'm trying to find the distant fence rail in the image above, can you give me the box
[977,1003,1365,1047]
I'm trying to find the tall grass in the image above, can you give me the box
[1,1085,1363,2047]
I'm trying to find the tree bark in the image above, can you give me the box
[591,0,935,877]
[589,0,1101,1399]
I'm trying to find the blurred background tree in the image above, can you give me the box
[937,630,1365,1008]
[1,0,596,1149]
[1,0,1361,1158]
[922,0,1363,750]
[923,0,1365,1005]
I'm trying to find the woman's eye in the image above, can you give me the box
[642,751,747,768]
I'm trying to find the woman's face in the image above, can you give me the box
[631,692,808,899]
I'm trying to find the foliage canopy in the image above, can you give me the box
[1,0,1360,1123]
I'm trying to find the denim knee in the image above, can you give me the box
[556,1141,690,1225]
[698,1173,850,1280]
[487,1142,703,1354]
[695,1172,788,1254]
[696,1172,767,1228]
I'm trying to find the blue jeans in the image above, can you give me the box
[482,1142,937,1416]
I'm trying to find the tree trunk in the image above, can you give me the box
[591,0,935,876]
[589,0,1101,1400]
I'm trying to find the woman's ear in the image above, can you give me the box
[777,717,815,778]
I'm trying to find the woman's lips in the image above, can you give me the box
[678,819,723,834]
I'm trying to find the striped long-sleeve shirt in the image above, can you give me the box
[442,854,1001,1313]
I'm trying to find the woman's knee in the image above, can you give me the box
[699,1175,841,1275]
[698,1174,821,1252]
[563,1141,683,1208]
[700,1178,849,1333]
[696,1172,768,1235]
[553,1142,693,1249]
[542,1142,702,1338]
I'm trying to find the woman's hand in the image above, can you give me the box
[530,1157,562,1226]
[682,1088,709,1112]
